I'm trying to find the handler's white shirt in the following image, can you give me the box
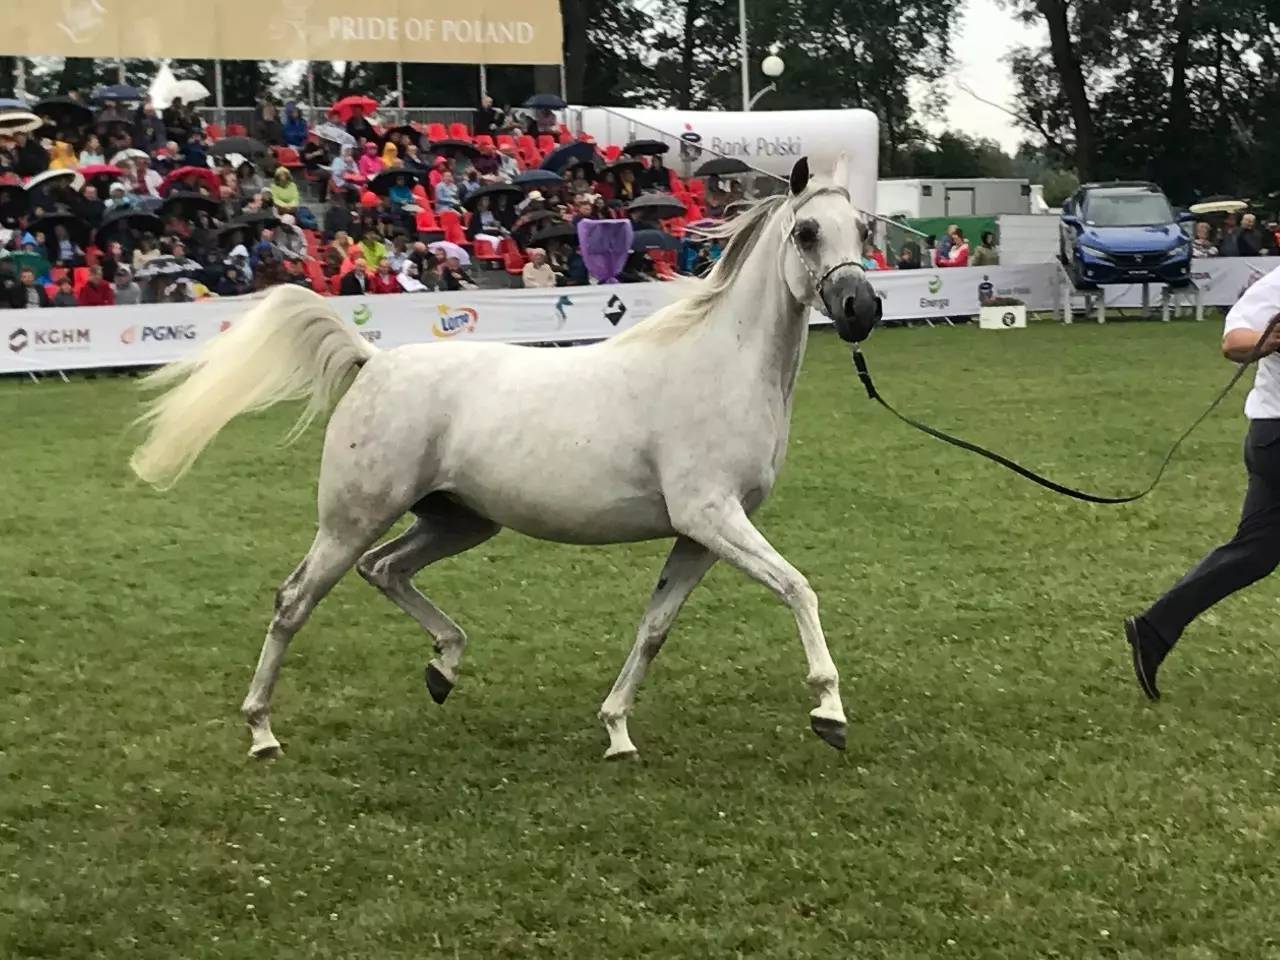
[1224,266,1280,419]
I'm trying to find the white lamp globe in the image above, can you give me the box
[762,55,785,79]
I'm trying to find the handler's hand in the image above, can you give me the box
[1259,314,1280,357]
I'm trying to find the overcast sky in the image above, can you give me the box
[933,0,1046,154]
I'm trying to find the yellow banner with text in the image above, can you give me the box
[2,0,563,64]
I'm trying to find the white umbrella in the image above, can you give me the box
[150,63,212,111]
[110,148,149,166]
[0,110,43,134]
[314,123,356,148]
[1189,199,1249,216]
[25,168,85,192]
[428,241,471,266]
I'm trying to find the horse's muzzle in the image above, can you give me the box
[826,269,881,343]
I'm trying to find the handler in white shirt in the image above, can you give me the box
[1126,266,1280,699]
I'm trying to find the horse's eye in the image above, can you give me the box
[795,222,820,246]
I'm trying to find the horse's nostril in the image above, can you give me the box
[843,295,858,318]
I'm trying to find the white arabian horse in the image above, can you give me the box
[130,155,881,760]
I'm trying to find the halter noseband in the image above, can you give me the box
[780,186,866,319]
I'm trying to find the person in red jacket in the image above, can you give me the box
[367,259,401,294]
[937,227,971,268]
[77,264,116,306]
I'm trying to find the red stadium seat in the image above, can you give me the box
[496,134,516,151]
[603,144,622,162]
[427,122,448,141]
[473,134,495,150]
[72,267,88,294]
[204,123,224,140]
[518,134,536,155]
[414,206,439,233]
[227,123,247,136]
[438,210,469,247]
[275,146,303,168]
[448,121,471,140]
[559,131,574,145]
[537,134,556,154]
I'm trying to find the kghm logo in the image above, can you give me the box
[8,327,28,353]
[352,305,372,326]
[928,275,943,295]
[432,304,478,338]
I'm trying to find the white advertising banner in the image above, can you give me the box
[1101,257,1280,308]
[5,260,1276,375]
[1,285,683,375]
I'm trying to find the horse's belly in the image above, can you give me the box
[451,486,675,545]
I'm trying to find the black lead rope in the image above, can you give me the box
[850,345,1261,505]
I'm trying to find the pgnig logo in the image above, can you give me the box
[121,324,198,344]
[432,305,478,338]
[8,327,28,353]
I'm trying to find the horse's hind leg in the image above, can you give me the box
[241,527,378,758]
[356,494,500,704]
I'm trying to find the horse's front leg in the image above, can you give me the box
[677,499,847,750]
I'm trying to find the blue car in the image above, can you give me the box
[1059,182,1194,289]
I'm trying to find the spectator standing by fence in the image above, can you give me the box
[971,231,1000,267]
[1193,222,1219,257]
[13,267,50,308]
[1238,214,1274,257]
[938,228,971,267]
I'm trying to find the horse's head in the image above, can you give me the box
[779,155,881,343]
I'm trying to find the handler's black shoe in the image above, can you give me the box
[1125,616,1170,701]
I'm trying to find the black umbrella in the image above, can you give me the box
[463,183,523,210]
[524,93,567,110]
[161,191,223,219]
[0,183,30,223]
[95,119,135,141]
[427,139,481,160]
[95,208,164,244]
[695,156,752,177]
[216,223,254,248]
[209,137,269,158]
[603,159,644,178]
[134,256,204,281]
[29,211,93,245]
[530,222,580,245]
[34,96,94,131]
[631,228,680,251]
[514,169,565,188]
[381,125,423,148]
[540,140,597,173]
[628,193,687,220]
[566,160,597,180]
[93,84,143,103]
[623,139,669,157]
[368,169,424,196]
[234,209,282,229]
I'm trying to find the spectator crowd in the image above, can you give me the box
[0,85,739,310]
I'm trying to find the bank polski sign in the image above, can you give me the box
[573,108,880,216]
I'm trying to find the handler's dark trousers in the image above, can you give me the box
[1145,419,1280,645]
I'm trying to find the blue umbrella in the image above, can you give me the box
[514,169,566,188]
[0,98,29,110]
[540,140,597,173]
[524,93,567,110]
[93,84,143,103]
[631,229,680,251]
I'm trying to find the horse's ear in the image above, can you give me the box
[832,152,849,187]
[789,157,811,196]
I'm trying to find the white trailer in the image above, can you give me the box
[876,178,1033,219]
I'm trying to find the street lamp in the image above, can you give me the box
[748,51,785,111]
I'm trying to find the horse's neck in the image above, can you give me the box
[704,224,809,398]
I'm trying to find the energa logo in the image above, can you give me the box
[352,305,372,326]
[432,305,478,338]
[928,275,943,295]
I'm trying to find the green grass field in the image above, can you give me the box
[4,320,1280,959]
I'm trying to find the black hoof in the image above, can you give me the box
[810,715,847,751]
[425,663,454,705]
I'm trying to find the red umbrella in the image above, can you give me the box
[159,166,221,198]
[330,95,378,122]
[77,163,124,180]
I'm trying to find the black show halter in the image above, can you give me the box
[849,315,1280,505]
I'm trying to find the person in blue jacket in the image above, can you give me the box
[282,103,309,148]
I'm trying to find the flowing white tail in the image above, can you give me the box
[130,285,376,489]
